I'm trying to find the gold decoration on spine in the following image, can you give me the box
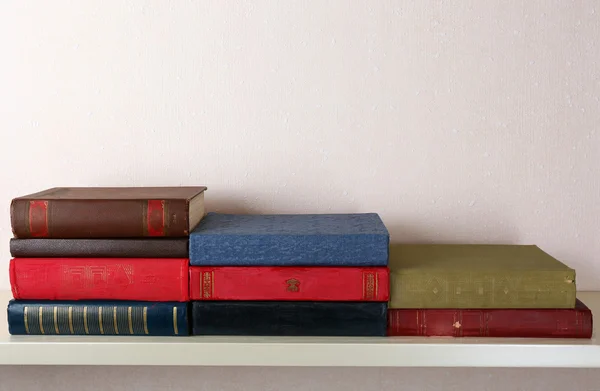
[173,307,178,335]
[24,306,29,334]
[68,307,74,334]
[143,307,149,335]
[39,307,44,335]
[128,307,133,334]
[98,307,104,335]
[83,306,89,334]
[113,307,119,335]
[53,306,59,334]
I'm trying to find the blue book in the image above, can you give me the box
[189,213,389,266]
[7,300,189,336]
[192,301,387,336]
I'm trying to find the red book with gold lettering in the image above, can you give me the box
[387,300,593,338]
[10,258,189,302]
[189,266,389,301]
[10,186,206,238]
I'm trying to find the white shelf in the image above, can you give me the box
[0,291,599,367]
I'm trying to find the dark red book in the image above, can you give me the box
[10,258,189,302]
[387,300,593,338]
[189,266,389,301]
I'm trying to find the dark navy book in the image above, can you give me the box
[7,300,189,336]
[189,213,389,266]
[192,301,387,336]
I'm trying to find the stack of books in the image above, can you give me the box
[386,244,593,338]
[188,212,391,336]
[7,186,207,336]
[4,186,593,339]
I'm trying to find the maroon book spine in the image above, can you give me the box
[388,300,593,338]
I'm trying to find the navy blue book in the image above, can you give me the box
[7,300,189,336]
[189,213,389,266]
[192,301,387,336]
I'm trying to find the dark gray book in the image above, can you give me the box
[192,301,387,336]
[9,238,188,258]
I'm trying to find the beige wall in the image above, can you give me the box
[1,1,598,389]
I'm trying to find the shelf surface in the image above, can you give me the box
[0,291,599,367]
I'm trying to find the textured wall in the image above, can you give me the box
[0,1,599,389]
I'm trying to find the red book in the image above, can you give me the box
[189,266,389,301]
[10,258,189,302]
[387,300,593,338]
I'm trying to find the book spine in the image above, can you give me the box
[10,258,189,302]
[9,238,189,258]
[189,266,389,301]
[390,270,577,309]
[10,198,189,238]
[189,234,389,266]
[387,307,593,338]
[7,300,189,336]
[192,301,387,336]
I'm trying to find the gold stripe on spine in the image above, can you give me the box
[128,307,133,334]
[98,307,104,334]
[68,307,74,334]
[24,307,30,334]
[375,272,379,299]
[83,306,89,334]
[143,307,149,335]
[53,306,59,334]
[39,307,44,335]
[173,307,178,335]
[113,307,119,335]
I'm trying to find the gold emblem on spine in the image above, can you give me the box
[24,306,29,334]
[68,307,74,334]
[83,306,89,334]
[98,307,104,335]
[363,272,376,300]
[128,307,133,334]
[113,307,119,335]
[286,278,300,292]
[173,307,178,335]
[143,307,149,334]
[202,271,213,299]
[53,306,59,334]
[39,307,44,335]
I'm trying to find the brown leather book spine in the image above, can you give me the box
[10,198,189,238]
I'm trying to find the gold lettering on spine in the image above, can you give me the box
[68,307,74,334]
[99,307,104,334]
[83,306,89,334]
[128,307,133,334]
[24,307,29,334]
[39,307,44,335]
[53,306,59,334]
[143,307,149,334]
[113,307,119,335]
[173,307,178,335]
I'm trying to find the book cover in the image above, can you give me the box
[388,299,592,338]
[192,301,387,336]
[189,212,389,266]
[10,258,189,302]
[389,244,576,309]
[10,238,189,258]
[190,266,389,301]
[7,300,188,336]
[10,186,206,238]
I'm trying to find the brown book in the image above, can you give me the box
[10,186,207,238]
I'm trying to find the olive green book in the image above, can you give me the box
[389,244,576,309]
